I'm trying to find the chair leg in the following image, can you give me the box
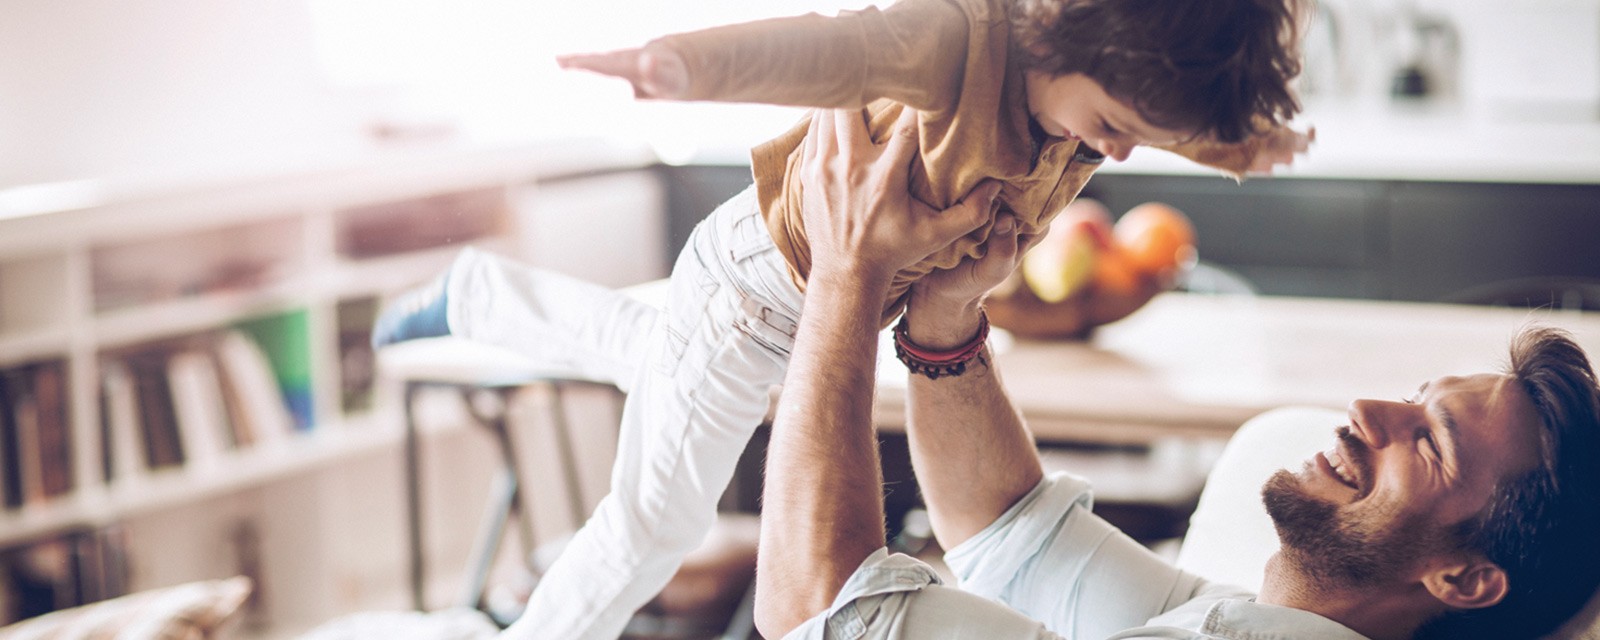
[404,382,427,611]
[460,468,519,610]
[544,383,589,527]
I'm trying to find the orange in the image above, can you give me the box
[1113,202,1196,273]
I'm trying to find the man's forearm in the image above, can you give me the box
[755,270,891,637]
[904,299,1044,549]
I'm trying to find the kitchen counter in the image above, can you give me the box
[654,100,1600,186]
[1105,101,1600,185]
[871,293,1600,444]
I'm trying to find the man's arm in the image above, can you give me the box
[753,108,993,637]
[755,252,892,636]
[900,227,1047,550]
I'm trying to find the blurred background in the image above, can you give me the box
[0,0,1597,637]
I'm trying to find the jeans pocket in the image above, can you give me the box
[657,246,722,377]
[655,323,688,377]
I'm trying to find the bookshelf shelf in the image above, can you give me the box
[0,493,108,548]
[92,283,308,349]
[0,409,438,549]
[0,327,71,367]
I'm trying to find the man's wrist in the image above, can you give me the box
[809,264,895,297]
[904,300,985,351]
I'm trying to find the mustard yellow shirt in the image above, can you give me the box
[657,0,1265,325]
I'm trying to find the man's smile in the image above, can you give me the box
[1317,447,1359,491]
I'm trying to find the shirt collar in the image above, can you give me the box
[1201,598,1372,640]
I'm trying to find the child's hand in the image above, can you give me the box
[556,44,689,100]
[1246,125,1315,175]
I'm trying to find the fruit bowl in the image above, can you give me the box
[986,200,1195,341]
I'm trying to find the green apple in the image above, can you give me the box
[1022,225,1097,303]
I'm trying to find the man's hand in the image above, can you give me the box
[799,108,999,286]
[1247,124,1315,175]
[904,214,1035,348]
[916,215,1036,307]
[556,44,689,100]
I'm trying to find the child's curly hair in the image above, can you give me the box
[1012,0,1308,143]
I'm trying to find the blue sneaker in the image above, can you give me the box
[371,269,451,348]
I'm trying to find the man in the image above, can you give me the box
[756,107,1600,639]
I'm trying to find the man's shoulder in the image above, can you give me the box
[1131,595,1372,640]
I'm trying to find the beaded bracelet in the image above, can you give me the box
[893,311,989,380]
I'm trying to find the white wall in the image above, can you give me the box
[1312,0,1600,116]
[0,0,394,189]
[2,0,1593,191]
[0,0,878,191]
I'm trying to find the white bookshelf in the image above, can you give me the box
[93,285,311,350]
[0,139,664,632]
[0,329,71,368]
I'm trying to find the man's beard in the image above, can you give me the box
[1261,429,1442,592]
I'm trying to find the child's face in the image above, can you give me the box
[1024,72,1193,161]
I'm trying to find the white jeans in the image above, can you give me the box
[447,187,803,639]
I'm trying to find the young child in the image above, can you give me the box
[374,0,1310,637]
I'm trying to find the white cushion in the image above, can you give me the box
[1177,407,1600,639]
[300,608,498,640]
[0,576,252,640]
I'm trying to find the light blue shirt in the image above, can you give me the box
[787,472,1370,640]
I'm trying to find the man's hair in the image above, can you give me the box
[1421,326,1600,639]
[1010,0,1306,143]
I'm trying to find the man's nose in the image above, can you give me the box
[1347,399,1409,449]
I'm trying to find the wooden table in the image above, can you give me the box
[870,293,1600,446]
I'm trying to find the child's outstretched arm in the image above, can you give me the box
[557,0,969,112]
[557,44,689,100]
[1157,122,1315,178]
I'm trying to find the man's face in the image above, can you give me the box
[1023,71,1191,162]
[1262,373,1543,591]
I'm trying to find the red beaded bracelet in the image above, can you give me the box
[893,311,989,380]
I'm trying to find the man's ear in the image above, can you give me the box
[1422,558,1510,610]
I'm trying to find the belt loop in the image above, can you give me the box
[740,297,798,339]
[729,239,768,264]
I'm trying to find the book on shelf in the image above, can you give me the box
[166,350,234,471]
[213,331,295,449]
[92,330,298,485]
[125,351,185,471]
[1,536,76,621]
[0,371,20,509]
[99,361,147,487]
[234,311,314,432]
[0,527,131,626]
[1,362,74,507]
[336,297,378,416]
[0,560,10,629]
[12,385,44,504]
[31,363,72,500]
